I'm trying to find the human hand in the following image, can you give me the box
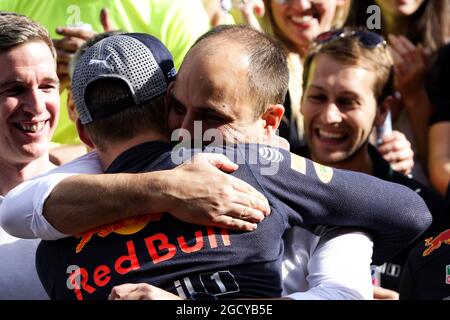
[220,123,290,151]
[373,286,399,300]
[377,130,414,175]
[53,8,113,91]
[165,153,271,231]
[235,0,265,31]
[109,283,182,300]
[388,35,431,101]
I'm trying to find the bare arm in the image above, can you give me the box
[44,154,270,235]
[428,122,450,195]
[0,153,269,239]
[389,35,431,168]
[401,88,431,169]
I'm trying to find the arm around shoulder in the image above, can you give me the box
[0,152,103,239]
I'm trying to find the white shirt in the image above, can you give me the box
[282,227,373,300]
[0,228,48,299]
[0,151,373,300]
[0,151,103,240]
[0,161,57,300]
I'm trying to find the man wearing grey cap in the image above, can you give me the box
[35,29,430,300]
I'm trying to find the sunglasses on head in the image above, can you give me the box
[314,29,387,49]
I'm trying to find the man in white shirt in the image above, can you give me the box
[0,12,60,299]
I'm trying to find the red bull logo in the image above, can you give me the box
[75,213,163,253]
[68,226,231,300]
[423,229,450,256]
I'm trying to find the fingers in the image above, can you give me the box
[373,286,399,300]
[210,214,258,232]
[236,0,264,31]
[377,131,414,175]
[390,158,413,175]
[57,63,70,81]
[230,178,270,214]
[377,131,411,154]
[100,8,113,32]
[53,36,87,53]
[56,49,72,63]
[389,35,416,64]
[254,0,266,16]
[110,283,181,300]
[190,153,239,173]
[55,26,96,40]
[382,147,414,164]
[109,283,140,300]
[389,35,426,81]
[225,203,266,223]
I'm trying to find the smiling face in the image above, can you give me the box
[302,53,383,165]
[270,0,343,52]
[0,41,59,166]
[375,0,426,17]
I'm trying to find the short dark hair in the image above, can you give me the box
[69,31,167,150]
[84,78,167,151]
[191,25,289,117]
[0,11,56,59]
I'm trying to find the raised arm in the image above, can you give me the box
[0,153,270,239]
[428,122,450,196]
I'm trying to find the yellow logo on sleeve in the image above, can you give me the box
[313,162,333,183]
[291,153,306,175]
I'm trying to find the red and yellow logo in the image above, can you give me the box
[423,229,450,256]
[75,213,162,253]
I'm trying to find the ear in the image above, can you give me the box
[76,118,95,149]
[261,104,285,132]
[66,90,78,122]
[375,95,392,127]
[166,81,175,101]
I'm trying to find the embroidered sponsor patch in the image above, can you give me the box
[291,153,306,174]
[313,162,333,183]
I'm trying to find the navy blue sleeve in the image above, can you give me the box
[243,145,432,265]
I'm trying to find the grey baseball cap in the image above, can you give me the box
[72,33,177,124]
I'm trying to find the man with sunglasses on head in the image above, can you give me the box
[299,28,446,299]
[1,26,431,300]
